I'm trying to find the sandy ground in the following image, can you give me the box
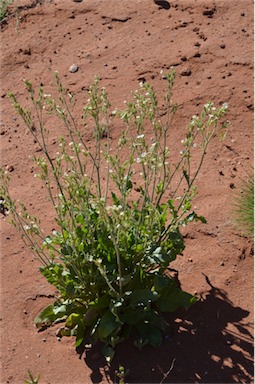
[0,0,254,383]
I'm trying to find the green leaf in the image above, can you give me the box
[157,285,196,312]
[147,246,166,265]
[66,312,83,328]
[183,169,190,187]
[186,211,207,223]
[75,323,85,347]
[66,282,76,299]
[83,308,99,326]
[135,321,162,348]
[129,289,158,308]
[125,178,133,191]
[98,310,121,341]
[101,344,115,363]
[120,310,147,325]
[35,304,57,327]
[53,304,67,315]
[111,192,120,205]
[153,274,173,292]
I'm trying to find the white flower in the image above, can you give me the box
[137,134,144,139]
[23,225,30,231]
[222,102,229,109]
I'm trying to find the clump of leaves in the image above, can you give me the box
[233,174,254,237]
[24,370,40,384]
[0,0,14,21]
[0,70,228,362]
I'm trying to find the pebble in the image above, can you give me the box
[6,165,14,172]
[220,261,225,266]
[69,64,79,73]
[220,44,226,49]
[181,68,192,76]
[203,8,215,17]
[188,257,193,262]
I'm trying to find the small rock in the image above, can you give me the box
[240,12,245,16]
[23,48,31,56]
[193,52,201,58]
[6,165,14,172]
[181,68,192,76]
[188,258,193,262]
[73,0,83,2]
[69,64,79,73]
[220,261,225,266]
[220,44,226,49]
[203,8,215,17]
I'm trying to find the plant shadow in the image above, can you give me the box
[80,276,253,383]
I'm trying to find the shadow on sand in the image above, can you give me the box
[80,276,253,383]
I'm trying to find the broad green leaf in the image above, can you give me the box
[35,304,57,327]
[157,286,196,312]
[120,310,147,325]
[129,289,158,308]
[66,312,83,328]
[135,322,162,348]
[83,308,99,326]
[98,310,121,340]
[53,304,67,315]
[153,275,173,292]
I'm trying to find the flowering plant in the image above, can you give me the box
[1,70,228,361]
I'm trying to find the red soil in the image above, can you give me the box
[0,1,254,383]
